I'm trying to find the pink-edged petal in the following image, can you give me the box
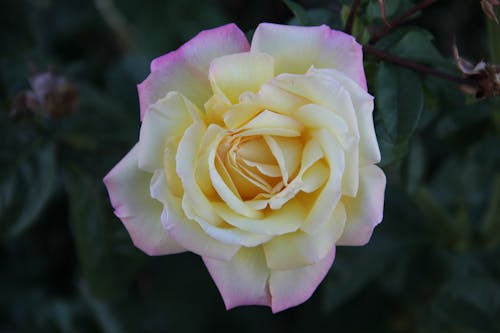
[269,247,335,313]
[103,145,184,256]
[150,169,240,261]
[138,23,250,119]
[336,165,386,246]
[203,247,271,310]
[251,23,366,90]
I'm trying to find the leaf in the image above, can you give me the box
[402,137,426,193]
[0,142,57,238]
[375,62,423,143]
[322,234,403,312]
[480,174,500,248]
[64,167,143,300]
[376,28,448,68]
[366,0,400,22]
[432,275,500,332]
[282,0,310,25]
[284,1,340,28]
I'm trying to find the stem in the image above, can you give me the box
[344,0,362,34]
[370,0,440,43]
[363,44,478,87]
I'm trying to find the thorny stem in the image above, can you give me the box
[363,44,479,88]
[370,0,440,43]
[344,0,362,34]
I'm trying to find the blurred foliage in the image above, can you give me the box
[1,0,499,332]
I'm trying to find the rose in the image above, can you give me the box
[104,23,386,313]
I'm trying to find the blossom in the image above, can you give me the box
[104,23,386,313]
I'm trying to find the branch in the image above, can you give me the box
[370,0,440,43]
[344,0,362,34]
[363,44,479,87]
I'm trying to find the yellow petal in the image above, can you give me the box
[209,52,275,104]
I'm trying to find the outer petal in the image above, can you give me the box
[336,165,386,246]
[103,145,184,256]
[203,247,271,309]
[251,23,366,90]
[138,23,250,119]
[269,247,335,313]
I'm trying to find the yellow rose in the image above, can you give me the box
[104,23,386,312]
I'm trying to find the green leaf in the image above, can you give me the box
[402,137,426,193]
[376,27,448,67]
[322,234,403,312]
[487,7,500,63]
[282,0,310,25]
[366,0,400,22]
[432,275,500,332]
[375,63,423,143]
[64,167,143,300]
[480,174,500,248]
[0,142,57,237]
[284,1,339,27]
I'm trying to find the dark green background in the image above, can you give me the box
[1,0,499,332]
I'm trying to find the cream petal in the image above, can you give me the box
[150,169,240,260]
[240,109,304,134]
[207,127,263,218]
[203,247,271,310]
[182,196,272,247]
[223,99,263,129]
[293,103,357,151]
[103,145,184,256]
[269,247,336,313]
[209,52,275,104]
[176,122,221,225]
[301,160,329,193]
[266,139,325,210]
[237,136,276,165]
[301,130,345,233]
[213,199,306,235]
[311,68,380,165]
[257,82,309,115]
[337,165,386,246]
[264,202,345,270]
[271,71,360,141]
[251,23,366,89]
[138,92,202,172]
[263,136,302,185]
[138,24,250,119]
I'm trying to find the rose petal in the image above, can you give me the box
[203,247,271,309]
[138,92,202,172]
[336,165,386,246]
[251,23,366,89]
[176,122,222,225]
[300,129,345,233]
[264,202,345,270]
[269,247,336,313]
[138,23,250,119]
[312,68,380,165]
[150,170,240,260]
[209,52,275,104]
[213,199,306,236]
[103,145,184,256]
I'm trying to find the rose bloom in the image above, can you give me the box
[104,23,386,313]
